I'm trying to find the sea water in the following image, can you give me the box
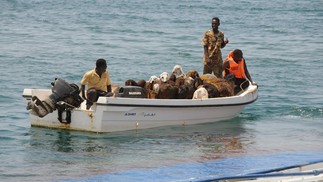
[0,0,323,181]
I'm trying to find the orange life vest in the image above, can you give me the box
[225,51,246,79]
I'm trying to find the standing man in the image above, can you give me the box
[80,58,112,110]
[202,17,229,78]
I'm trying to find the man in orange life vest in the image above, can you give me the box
[223,49,255,94]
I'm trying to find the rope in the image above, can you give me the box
[239,79,249,92]
[56,101,78,109]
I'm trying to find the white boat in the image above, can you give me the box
[22,79,258,133]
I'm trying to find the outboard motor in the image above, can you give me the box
[115,86,147,98]
[26,78,83,118]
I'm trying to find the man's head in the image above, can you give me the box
[233,49,243,63]
[96,58,107,76]
[212,17,220,29]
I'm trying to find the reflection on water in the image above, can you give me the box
[29,127,117,154]
[53,130,73,153]
[24,119,249,181]
[184,119,247,160]
[22,114,323,182]
[28,118,247,157]
[196,135,243,160]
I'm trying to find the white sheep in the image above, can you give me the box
[192,87,208,100]
[159,72,169,83]
[148,75,159,83]
[171,65,185,78]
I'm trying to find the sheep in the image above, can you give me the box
[184,76,194,85]
[165,74,176,86]
[146,75,161,99]
[171,65,185,79]
[155,82,178,99]
[202,83,220,98]
[148,75,159,84]
[177,77,193,99]
[159,72,169,83]
[136,79,147,88]
[125,79,138,86]
[192,86,208,99]
[123,68,235,99]
[200,74,235,97]
[174,76,185,86]
[132,66,237,99]
[147,72,178,99]
[186,70,200,79]
[177,76,203,99]
[147,89,157,99]
[200,74,217,83]
[177,84,189,99]
[147,73,181,99]
[215,79,234,97]
[124,79,147,89]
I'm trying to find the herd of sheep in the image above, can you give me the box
[120,65,236,99]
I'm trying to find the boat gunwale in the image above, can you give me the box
[96,84,258,108]
[96,96,258,108]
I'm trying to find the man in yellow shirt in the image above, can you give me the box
[81,58,112,110]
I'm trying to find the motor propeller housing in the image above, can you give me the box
[26,78,83,118]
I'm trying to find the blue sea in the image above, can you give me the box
[1,0,323,181]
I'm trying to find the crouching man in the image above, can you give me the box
[223,49,255,95]
[81,58,113,110]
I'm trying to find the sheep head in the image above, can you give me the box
[159,72,169,83]
[186,70,200,79]
[148,75,159,83]
[193,87,208,100]
[172,65,185,78]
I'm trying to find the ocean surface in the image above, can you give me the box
[1,0,323,181]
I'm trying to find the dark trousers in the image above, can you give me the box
[203,62,223,78]
[86,88,113,108]
[234,78,249,95]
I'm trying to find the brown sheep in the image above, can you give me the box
[147,89,157,99]
[174,76,185,86]
[177,84,189,99]
[214,79,235,97]
[136,79,147,88]
[200,74,235,97]
[154,82,178,99]
[125,79,138,86]
[186,70,200,79]
[145,80,157,99]
[200,74,217,81]
[125,79,146,88]
[146,76,160,99]
[177,77,203,99]
[202,83,220,98]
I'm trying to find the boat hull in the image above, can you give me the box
[23,84,258,133]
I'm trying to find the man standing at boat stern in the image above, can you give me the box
[80,58,112,110]
[202,17,228,78]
